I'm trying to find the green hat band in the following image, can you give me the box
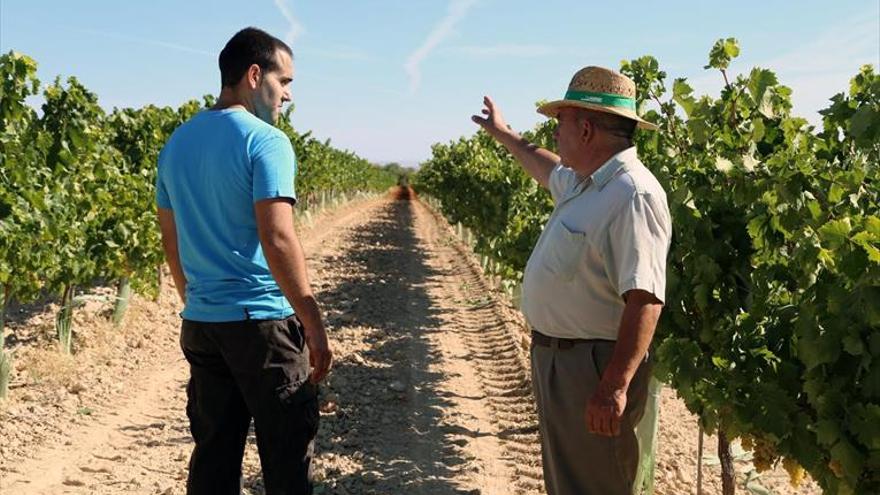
[563,90,636,111]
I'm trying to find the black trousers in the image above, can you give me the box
[180,315,319,495]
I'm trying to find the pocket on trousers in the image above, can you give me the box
[179,319,197,353]
[541,221,586,281]
[254,318,310,403]
[259,318,304,354]
[588,342,616,385]
[282,381,320,438]
[283,315,307,352]
[304,391,320,438]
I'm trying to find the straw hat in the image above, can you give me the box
[537,66,659,131]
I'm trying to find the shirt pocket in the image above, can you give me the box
[541,221,587,282]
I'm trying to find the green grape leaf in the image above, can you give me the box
[813,419,840,446]
[705,38,740,70]
[830,440,865,484]
[851,404,880,450]
[842,335,865,356]
[850,106,878,139]
[819,218,852,249]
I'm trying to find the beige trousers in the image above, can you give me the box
[531,338,651,495]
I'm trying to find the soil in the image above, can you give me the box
[0,190,821,494]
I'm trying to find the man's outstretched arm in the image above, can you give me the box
[471,95,559,189]
[255,198,332,384]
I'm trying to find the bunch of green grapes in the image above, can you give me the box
[782,457,806,488]
[750,436,778,473]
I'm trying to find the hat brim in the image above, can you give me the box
[537,100,659,131]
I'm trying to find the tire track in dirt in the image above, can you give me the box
[413,199,544,494]
[417,197,824,495]
[291,195,532,495]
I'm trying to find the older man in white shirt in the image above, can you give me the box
[471,66,671,495]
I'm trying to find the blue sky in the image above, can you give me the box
[2,0,878,167]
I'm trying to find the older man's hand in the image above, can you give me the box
[586,383,627,436]
[471,96,512,140]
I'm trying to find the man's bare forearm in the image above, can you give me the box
[600,290,662,393]
[163,244,187,303]
[157,208,187,303]
[493,128,559,189]
[261,229,324,332]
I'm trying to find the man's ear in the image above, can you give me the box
[581,116,593,143]
[246,63,262,89]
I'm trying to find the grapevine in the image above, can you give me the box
[0,51,396,391]
[415,39,879,493]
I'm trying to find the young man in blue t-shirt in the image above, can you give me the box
[156,27,331,494]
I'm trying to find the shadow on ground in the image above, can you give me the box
[242,198,482,494]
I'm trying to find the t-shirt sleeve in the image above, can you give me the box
[604,191,672,303]
[252,132,297,203]
[548,163,577,204]
[155,149,172,210]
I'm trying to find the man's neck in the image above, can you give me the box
[571,143,631,181]
[213,87,250,113]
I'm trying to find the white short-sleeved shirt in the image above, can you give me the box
[521,147,671,340]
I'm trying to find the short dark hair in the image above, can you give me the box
[581,109,637,142]
[218,27,292,88]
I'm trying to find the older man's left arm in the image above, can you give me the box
[586,289,662,436]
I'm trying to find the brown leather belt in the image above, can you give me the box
[531,330,612,350]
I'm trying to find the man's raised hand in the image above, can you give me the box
[469,95,556,189]
[471,96,511,139]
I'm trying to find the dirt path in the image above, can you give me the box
[0,193,822,495]
[295,194,543,495]
[1,195,542,495]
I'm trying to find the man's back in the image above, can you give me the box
[156,108,297,322]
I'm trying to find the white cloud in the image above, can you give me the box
[273,0,305,46]
[272,2,371,62]
[404,0,479,94]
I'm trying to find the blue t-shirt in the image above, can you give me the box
[156,108,297,322]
